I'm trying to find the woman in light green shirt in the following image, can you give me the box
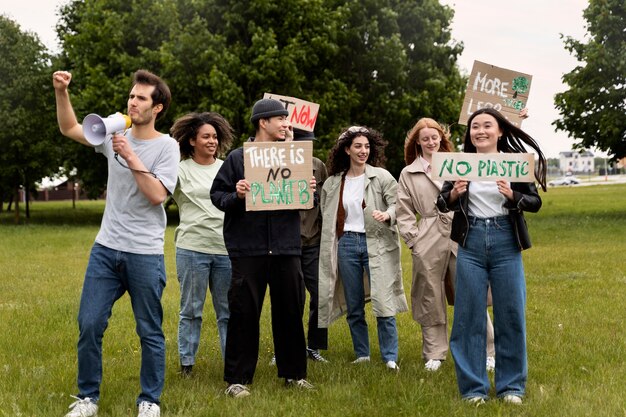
[171,112,234,376]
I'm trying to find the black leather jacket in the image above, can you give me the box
[436,181,541,250]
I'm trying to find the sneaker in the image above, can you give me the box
[306,348,329,363]
[225,384,250,398]
[486,356,496,372]
[65,396,98,417]
[503,394,523,404]
[465,396,486,406]
[285,378,315,390]
[351,356,370,364]
[424,359,442,372]
[180,365,193,377]
[269,354,276,366]
[137,401,160,417]
[385,360,400,371]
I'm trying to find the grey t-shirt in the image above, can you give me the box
[94,130,179,254]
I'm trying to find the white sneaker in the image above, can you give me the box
[486,356,496,372]
[385,360,400,371]
[503,394,523,404]
[465,396,486,406]
[285,378,315,389]
[137,401,160,417]
[351,356,370,364]
[225,383,250,398]
[424,359,442,372]
[269,354,276,366]
[65,396,98,417]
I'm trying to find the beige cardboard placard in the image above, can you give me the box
[263,93,319,132]
[432,153,536,182]
[459,61,532,127]
[244,141,314,211]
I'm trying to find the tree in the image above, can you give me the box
[0,16,60,222]
[554,0,626,159]
[55,0,466,180]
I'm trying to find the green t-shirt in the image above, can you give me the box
[173,158,227,255]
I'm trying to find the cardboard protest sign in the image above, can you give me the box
[432,153,536,182]
[459,61,532,127]
[263,93,319,132]
[244,141,314,211]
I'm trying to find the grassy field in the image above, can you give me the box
[1,184,625,416]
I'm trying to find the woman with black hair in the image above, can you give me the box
[318,126,408,370]
[437,108,546,405]
[170,112,234,376]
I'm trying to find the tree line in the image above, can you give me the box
[1,0,623,222]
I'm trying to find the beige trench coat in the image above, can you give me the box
[396,159,456,326]
[318,164,409,328]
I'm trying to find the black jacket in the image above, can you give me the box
[210,143,302,257]
[436,181,541,250]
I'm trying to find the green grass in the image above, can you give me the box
[1,185,625,416]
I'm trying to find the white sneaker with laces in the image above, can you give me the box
[351,356,370,364]
[385,360,400,371]
[285,378,315,389]
[424,359,442,372]
[225,383,250,398]
[65,396,98,417]
[137,401,160,417]
[486,356,496,372]
[503,394,523,404]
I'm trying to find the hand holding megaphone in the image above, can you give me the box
[82,112,132,146]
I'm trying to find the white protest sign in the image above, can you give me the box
[432,153,536,182]
[244,141,314,211]
[263,93,319,132]
[459,61,532,127]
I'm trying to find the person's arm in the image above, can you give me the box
[372,170,397,224]
[112,133,170,205]
[52,71,90,146]
[210,150,246,212]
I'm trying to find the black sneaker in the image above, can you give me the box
[180,365,193,377]
[306,348,329,363]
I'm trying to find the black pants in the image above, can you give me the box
[224,256,307,384]
[300,245,328,350]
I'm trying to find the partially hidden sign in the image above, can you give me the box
[431,153,535,182]
[244,141,314,211]
[263,93,319,132]
[459,61,532,127]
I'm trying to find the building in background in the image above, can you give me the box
[559,151,594,175]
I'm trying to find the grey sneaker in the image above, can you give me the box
[465,396,486,406]
[351,356,370,364]
[137,401,160,417]
[225,384,250,398]
[285,378,315,390]
[65,396,98,417]
[306,348,329,363]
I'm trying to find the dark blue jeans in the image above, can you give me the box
[76,243,166,405]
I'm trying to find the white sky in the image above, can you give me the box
[1,0,594,158]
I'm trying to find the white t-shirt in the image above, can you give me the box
[468,181,508,218]
[94,130,179,254]
[343,174,366,233]
[173,158,227,255]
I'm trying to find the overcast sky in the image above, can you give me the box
[2,0,594,158]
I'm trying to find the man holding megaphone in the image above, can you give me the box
[52,69,179,417]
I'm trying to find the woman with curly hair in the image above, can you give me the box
[437,107,546,404]
[170,112,234,376]
[318,126,408,370]
[396,118,496,373]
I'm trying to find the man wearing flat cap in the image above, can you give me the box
[211,99,315,397]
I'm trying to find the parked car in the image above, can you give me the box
[548,176,580,186]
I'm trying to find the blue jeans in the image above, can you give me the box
[176,248,231,363]
[450,216,527,399]
[77,243,166,405]
[337,232,399,362]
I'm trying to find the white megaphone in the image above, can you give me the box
[82,113,132,146]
